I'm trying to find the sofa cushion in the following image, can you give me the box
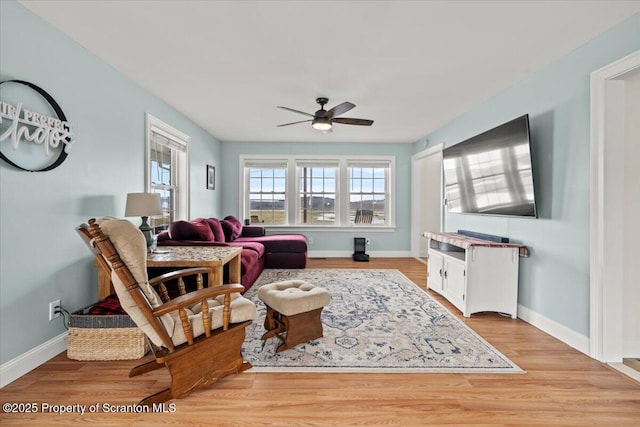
[221,216,243,242]
[228,241,265,259]
[169,218,214,242]
[239,254,264,292]
[157,231,171,242]
[204,218,225,242]
[235,234,307,253]
[264,252,307,269]
[239,246,260,270]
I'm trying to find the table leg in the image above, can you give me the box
[94,259,114,300]
[228,251,241,285]
[210,267,222,287]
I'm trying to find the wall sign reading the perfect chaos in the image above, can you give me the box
[0,80,74,171]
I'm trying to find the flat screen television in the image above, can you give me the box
[442,114,537,218]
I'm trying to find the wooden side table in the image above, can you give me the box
[94,246,242,300]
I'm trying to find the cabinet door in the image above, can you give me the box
[427,251,444,294]
[444,259,466,311]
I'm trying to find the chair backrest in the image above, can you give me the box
[354,209,374,224]
[77,218,176,350]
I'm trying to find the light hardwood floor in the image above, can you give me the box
[1,258,639,426]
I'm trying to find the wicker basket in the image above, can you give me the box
[67,304,149,361]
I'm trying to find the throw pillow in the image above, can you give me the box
[169,218,214,241]
[224,215,243,231]
[220,216,242,241]
[220,220,238,242]
[204,218,225,242]
[241,225,265,238]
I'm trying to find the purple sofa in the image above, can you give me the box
[156,216,307,292]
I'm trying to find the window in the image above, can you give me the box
[241,156,393,228]
[246,161,287,224]
[298,162,338,225]
[348,163,389,224]
[145,114,190,233]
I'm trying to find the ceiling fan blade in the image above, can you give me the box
[277,119,313,127]
[332,117,374,126]
[277,106,315,117]
[326,102,355,118]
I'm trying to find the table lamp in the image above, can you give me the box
[125,192,162,247]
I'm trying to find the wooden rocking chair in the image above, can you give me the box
[77,218,256,405]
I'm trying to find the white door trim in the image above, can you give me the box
[589,50,640,362]
[411,144,443,258]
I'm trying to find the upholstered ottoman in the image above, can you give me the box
[258,280,331,352]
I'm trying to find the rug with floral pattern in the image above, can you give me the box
[242,269,523,373]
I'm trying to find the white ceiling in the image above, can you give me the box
[19,0,640,144]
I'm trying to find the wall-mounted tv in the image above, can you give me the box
[442,114,537,218]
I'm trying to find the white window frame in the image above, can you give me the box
[296,160,340,226]
[145,113,190,226]
[243,159,289,225]
[240,154,395,230]
[346,160,392,225]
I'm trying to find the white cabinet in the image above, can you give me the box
[443,256,466,310]
[427,237,520,319]
[426,250,444,293]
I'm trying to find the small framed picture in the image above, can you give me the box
[206,165,215,190]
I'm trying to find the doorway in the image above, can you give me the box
[590,50,640,381]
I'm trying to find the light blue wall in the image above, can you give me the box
[219,142,414,253]
[414,13,640,337]
[2,0,638,367]
[0,1,222,364]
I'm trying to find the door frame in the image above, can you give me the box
[589,49,640,362]
[411,144,443,258]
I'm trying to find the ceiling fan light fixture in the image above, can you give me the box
[278,98,372,131]
[312,118,332,131]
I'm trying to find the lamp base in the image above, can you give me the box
[139,216,153,248]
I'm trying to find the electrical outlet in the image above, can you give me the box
[309,237,314,245]
[366,239,371,245]
[49,299,61,321]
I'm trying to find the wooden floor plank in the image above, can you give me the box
[1,258,639,426]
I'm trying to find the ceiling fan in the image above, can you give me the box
[277,97,373,132]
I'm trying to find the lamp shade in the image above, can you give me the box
[125,193,162,217]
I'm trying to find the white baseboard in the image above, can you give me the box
[308,250,412,258]
[517,304,590,355]
[0,332,68,388]
[608,362,640,383]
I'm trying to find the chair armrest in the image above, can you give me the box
[152,283,244,343]
[152,283,244,317]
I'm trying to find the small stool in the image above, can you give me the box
[258,280,331,352]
